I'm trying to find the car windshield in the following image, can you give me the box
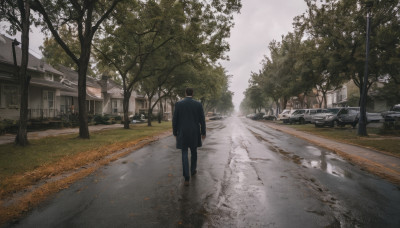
[295,110,305,114]
[392,106,400,111]
[326,108,340,114]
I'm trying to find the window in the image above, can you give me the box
[44,73,54,81]
[3,85,20,108]
[349,109,359,114]
[43,90,55,109]
[113,100,118,113]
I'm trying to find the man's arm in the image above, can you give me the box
[199,104,206,139]
[172,103,179,136]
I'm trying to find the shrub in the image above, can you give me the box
[379,120,400,135]
[94,115,111,125]
[0,119,18,134]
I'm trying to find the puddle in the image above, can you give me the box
[306,146,323,156]
[302,160,351,178]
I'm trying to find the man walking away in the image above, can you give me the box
[172,88,206,186]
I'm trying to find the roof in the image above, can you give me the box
[30,78,73,90]
[108,86,123,99]
[0,34,63,76]
[57,64,100,88]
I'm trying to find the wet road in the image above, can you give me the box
[8,117,400,227]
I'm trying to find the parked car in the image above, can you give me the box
[278,109,295,123]
[263,114,277,121]
[289,109,307,124]
[314,107,383,128]
[338,107,383,125]
[313,108,342,127]
[209,115,223,120]
[246,113,256,119]
[381,104,400,122]
[336,107,360,127]
[251,112,265,120]
[304,109,325,123]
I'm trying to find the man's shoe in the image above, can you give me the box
[191,170,197,176]
[184,180,190,186]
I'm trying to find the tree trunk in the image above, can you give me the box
[147,97,153,126]
[147,108,153,126]
[158,95,163,124]
[15,0,31,146]
[275,100,280,116]
[123,90,132,129]
[77,38,91,139]
[170,98,175,116]
[321,91,327,109]
[282,97,288,110]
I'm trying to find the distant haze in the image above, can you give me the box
[219,0,307,112]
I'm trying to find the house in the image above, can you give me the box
[326,79,388,112]
[0,34,74,120]
[134,92,173,120]
[0,33,172,123]
[58,66,142,118]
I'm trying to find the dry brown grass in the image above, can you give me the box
[0,129,171,225]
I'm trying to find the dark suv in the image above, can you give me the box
[313,108,342,127]
[337,107,360,127]
[251,112,265,120]
[382,104,400,122]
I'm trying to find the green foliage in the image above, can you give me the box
[242,0,400,117]
[372,80,400,108]
[0,119,18,135]
[92,0,240,126]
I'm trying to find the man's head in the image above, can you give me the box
[185,88,194,97]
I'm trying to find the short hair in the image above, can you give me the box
[185,88,194,96]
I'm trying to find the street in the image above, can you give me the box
[8,117,400,228]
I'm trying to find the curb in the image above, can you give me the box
[262,121,400,186]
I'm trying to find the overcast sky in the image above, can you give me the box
[1,0,308,111]
[220,0,308,111]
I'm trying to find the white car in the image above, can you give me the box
[278,109,295,123]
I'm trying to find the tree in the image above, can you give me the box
[295,38,345,108]
[94,0,186,128]
[33,0,123,139]
[300,0,400,135]
[40,25,96,77]
[216,88,234,115]
[95,0,241,128]
[0,0,34,146]
[244,83,265,113]
[372,79,400,108]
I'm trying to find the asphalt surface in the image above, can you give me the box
[6,117,400,227]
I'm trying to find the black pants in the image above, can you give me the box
[181,146,197,181]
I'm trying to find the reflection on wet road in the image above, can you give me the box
[9,117,400,228]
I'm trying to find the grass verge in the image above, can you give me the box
[280,123,400,157]
[0,122,172,201]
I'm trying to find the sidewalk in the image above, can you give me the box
[262,121,400,186]
[0,124,124,145]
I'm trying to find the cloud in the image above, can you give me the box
[220,0,307,111]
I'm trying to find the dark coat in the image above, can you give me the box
[172,97,206,149]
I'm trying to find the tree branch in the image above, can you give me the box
[33,0,79,64]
